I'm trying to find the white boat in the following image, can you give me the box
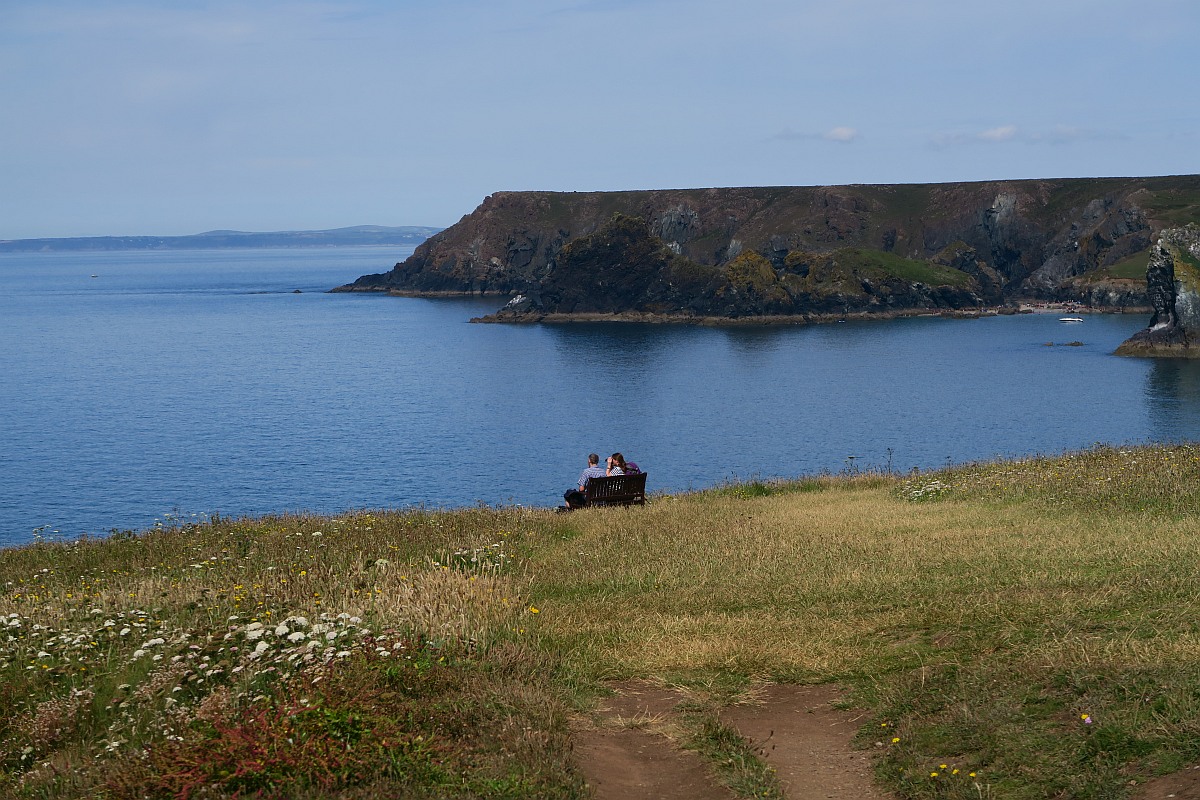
[1059,317,1084,323]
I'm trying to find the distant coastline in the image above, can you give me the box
[0,225,442,253]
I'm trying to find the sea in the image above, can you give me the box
[3,245,1200,548]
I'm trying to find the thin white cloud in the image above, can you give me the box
[978,125,1017,142]
[930,125,1020,148]
[771,126,858,143]
[932,123,1116,148]
[1029,124,1104,145]
[824,126,859,143]
[1045,124,1082,142]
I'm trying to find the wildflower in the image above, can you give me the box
[891,737,900,744]
[1082,713,1093,724]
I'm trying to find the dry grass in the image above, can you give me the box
[6,444,1200,798]
[531,485,1200,677]
[523,449,1200,798]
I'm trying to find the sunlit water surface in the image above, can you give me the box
[3,246,1200,547]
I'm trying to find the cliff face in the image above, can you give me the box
[1116,224,1200,357]
[337,176,1200,319]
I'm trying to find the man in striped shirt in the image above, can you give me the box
[563,453,606,509]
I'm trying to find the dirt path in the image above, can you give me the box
[572,681,895,800]
[573,681,1200,799]
[721,684,892,799]
[1132,764,1200,800]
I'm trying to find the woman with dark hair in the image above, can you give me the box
[606,453,626,476]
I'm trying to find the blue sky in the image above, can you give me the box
[2,0,1198,238]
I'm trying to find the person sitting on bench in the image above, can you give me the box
[564,453,606,509]
[610,452,642,475]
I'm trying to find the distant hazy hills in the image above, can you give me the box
[0,225,443,252]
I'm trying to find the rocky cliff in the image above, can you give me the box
[1115,224,1200,357]
[336,176,1200,321]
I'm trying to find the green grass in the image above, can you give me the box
[1141,187,1200,227]
[684,713,786,799]
[814,247,974,288]
[5,445,1200,797]
[1179,248,1200,273]
[1085,249,1150,282]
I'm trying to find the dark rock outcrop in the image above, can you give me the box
[1116,224,1200,357]
[335,177,1200,320]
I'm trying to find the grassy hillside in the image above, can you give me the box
[1087,250,1151,282]
[4,445,1200,798]
[812,247,974,289]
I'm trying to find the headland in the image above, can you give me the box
[335,176,1200,323]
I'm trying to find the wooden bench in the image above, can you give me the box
[583,472,648,507]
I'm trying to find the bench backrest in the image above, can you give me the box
[584,472,648,503]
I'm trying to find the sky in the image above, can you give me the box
[2,0,1198,239]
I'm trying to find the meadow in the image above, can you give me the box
[3,444,1200,798]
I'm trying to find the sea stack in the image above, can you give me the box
[1115,224,1200,357]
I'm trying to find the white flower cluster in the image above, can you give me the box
[222,612,405,675]
[435,541,512,574]
[0,608,177,671]
[901,479,952,502]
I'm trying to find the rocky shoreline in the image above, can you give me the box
[1115,223,1200,357]
[471,301,1151,326]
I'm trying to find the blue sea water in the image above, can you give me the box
[3,246,1200,548]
